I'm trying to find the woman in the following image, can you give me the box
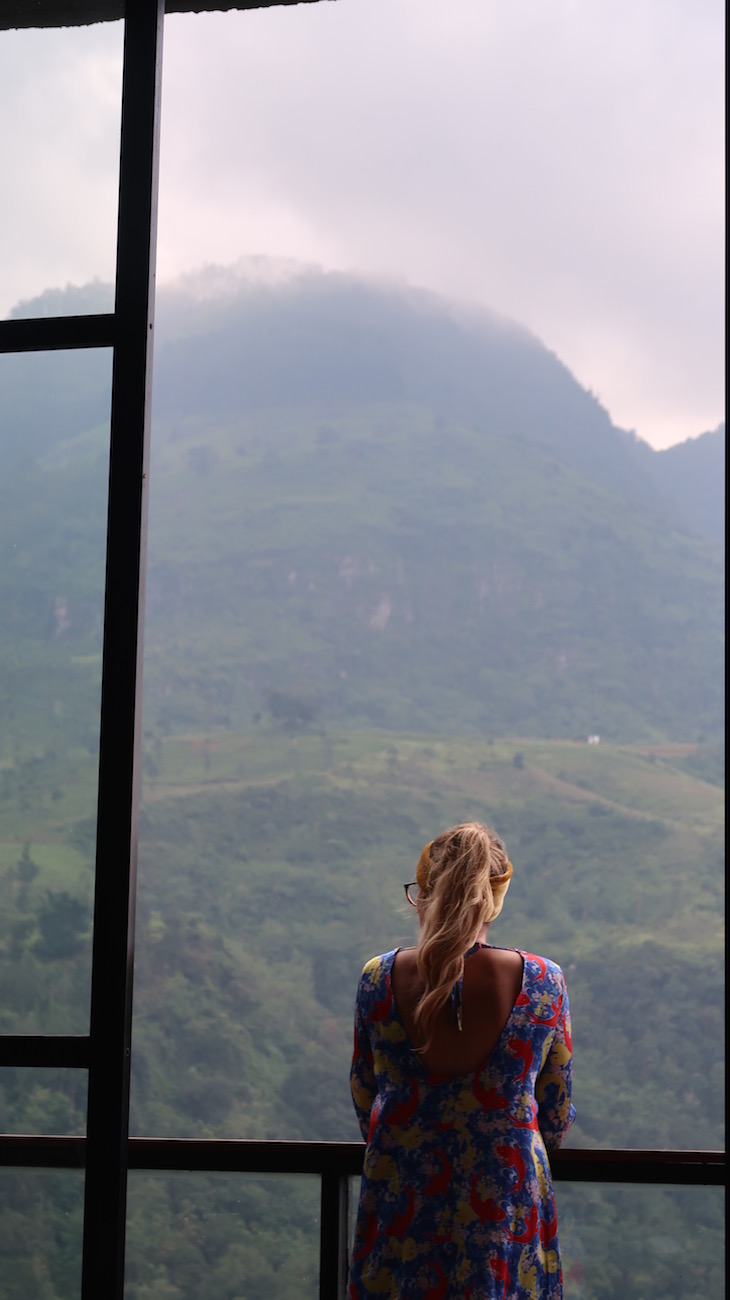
[349,821,575,1299]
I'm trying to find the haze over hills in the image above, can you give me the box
[0,261,723,744]
[5,260,724,544]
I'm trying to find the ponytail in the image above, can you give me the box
[412,822,512,1050]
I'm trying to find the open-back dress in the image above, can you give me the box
[348,945,575,1299]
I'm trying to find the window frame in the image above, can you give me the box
[0,3,725,1298]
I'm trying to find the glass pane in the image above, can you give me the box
[134,3,723,1155]
[0,23,122,320]
[0,1068,87,1135]
[0,349,112,1034]
[0,1168,84,1300]
[558,1183,724,1300]
[125,1174,319,1300]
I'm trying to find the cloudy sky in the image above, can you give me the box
[0,0,724,449]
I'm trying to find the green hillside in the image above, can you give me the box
[140,398,722,743]
[0,398,723,752]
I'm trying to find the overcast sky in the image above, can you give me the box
[0,0,724,449]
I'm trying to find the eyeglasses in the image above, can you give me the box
[403,881,420,906]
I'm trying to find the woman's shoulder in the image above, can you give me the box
[361,948,398,972]
[518,948,564,971]
[517,949,568,990]
[359,949,397,987]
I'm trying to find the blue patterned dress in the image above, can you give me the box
[349,945,575,1299]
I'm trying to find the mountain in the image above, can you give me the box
[4,263,724,544]
[636,423,725,545]
[0,262,723,745]
[0,266,723,1300]
[152,262,723,540]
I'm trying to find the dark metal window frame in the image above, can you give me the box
[0,3,725,1298]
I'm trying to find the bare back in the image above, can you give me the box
[390,944,524,1076]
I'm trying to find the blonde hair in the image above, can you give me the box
[413,821,512,1049]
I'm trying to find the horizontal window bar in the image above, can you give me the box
[131,1139,365,1175]
[0,3,319,37]
[0,1137,724,1185]
[0,1037,91,1069]
[0,314,115,353]
[0,1135,86,1168]
[550,1147,726,1186]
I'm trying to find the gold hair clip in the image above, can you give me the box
[416,841,433,892]
[492,859,513,888]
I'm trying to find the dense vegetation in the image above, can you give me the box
[0,268,724,1297]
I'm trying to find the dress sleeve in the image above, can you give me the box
[535,970,576,1151]
[350,974,377,1141]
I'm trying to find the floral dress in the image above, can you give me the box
[348,945,575,1299]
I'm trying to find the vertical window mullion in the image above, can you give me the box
[81,3,165,1297]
